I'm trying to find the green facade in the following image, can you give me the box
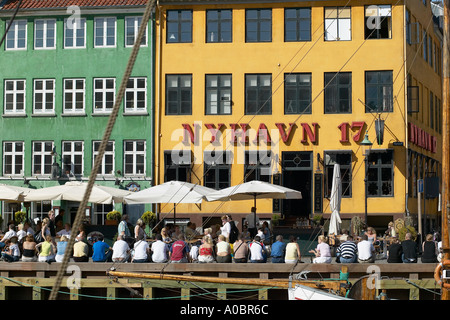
[0,7,154,228]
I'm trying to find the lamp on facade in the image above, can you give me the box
[375,116,385,145]
[360,132,373,225]
[50,148,60,180]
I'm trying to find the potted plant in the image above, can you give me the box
[141,211,156,226]
[312,214,323,227]
[14,211,27,224]
[271,214,280,227]
[105,210,121,225]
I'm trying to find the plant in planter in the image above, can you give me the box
[398,225,418,242]
[141,211,156,226]
[312,214,323,226]
[106,210,121,225]
[271,214,280,227]
[14,211,27,224]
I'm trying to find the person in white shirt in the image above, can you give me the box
[357,234,376,263]
[56,223,72,238]
[249,236,266,263]
[24,222,35,236]
[132,234,150,263]
[0,224,16,249]
[220,215,231,241]
[16,224,27,243]
[112,235,130,263]
[151,234,169,263]
[244,208,260,238]
[1,236,20,262]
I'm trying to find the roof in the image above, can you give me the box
[0,0,148,11]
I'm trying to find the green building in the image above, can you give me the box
[0,0,153,231]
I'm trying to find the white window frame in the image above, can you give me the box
[62,141,84,176]
[63,78,85,114]
[4,79,26,114]
[33,79,55,114]
[93,203,114,225]
[125,77,147,113]
[324,7,351,41]
[125,16,147,47]
[93,78,115,113]
[94,17,116,48]
[32,141,54,176]
[34,19,56,49]
[31,201,52,222]
[124,140,146,176]
[3,141,24,176]
[5,19,27,50]
[64,17,86,49]
[93,140,115,176]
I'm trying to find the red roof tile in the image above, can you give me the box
[1,0,148,10]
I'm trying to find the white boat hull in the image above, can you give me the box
[288,284,351,300]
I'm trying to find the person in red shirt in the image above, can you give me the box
[169,234,190,263]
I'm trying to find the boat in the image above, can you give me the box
[288,284,351,300]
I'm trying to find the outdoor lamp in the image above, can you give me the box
[360,132,372,225]
[360,132,373,157]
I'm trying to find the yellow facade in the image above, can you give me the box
[154,0,443,232]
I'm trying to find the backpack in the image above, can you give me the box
[229,221,239,243]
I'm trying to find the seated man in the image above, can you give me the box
[170,234,190,263]
[73,237,89,262]
[336,235,357,263]
[357,234,375,263]
[401,232,418,263]
[92,236,112,262]
[152,234,170,263]
[112,235,130,263]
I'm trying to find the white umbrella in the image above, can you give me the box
[23,181,132,204]
[328,164,342,235]
[0,184,32,201]
[124,180,216,225]
[206,180,302,232]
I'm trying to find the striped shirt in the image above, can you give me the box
[337,241,357,259]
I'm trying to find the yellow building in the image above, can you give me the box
[154,0,443,236]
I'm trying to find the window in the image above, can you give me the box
[204,151,232,189]
[364,5,392,39]
[3,141,24,176]
[4,80,26,114]
[324,72,352,113]
[94,17,116,47]
[63,79,85,114]
[428,35,433,66]
[246,9,272,42]
[244,150,272,183]
[62,141,84,176]
[405,9,411,45]
[35,19,56,49]
[205,74,232,115]
[423,30,427,61]
[430,92,434,129]
[206,9,232,43]
[324,151,352,197]
[125,16,147,47]
[166,75,192,115]
[93,141,115,175]
[285,73,311,114]
[5,19,27,50]
[285,8,311,42]
[31,201,52,222]
[245,74,271,115]
[93,203,114,225]
[64,18,85,48]
[324,7,351,41]
[124,140,146,176]
[164,150,191,182]
[33,79,55,114]
[125,77,147,113]
[167,10,192,43]
[32,141,53,175]
[94,78,115,113]
[365,71,393,112]
[367,150,394,197]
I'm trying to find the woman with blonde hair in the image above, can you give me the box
[134,218,147,241]
[22,235,37,262]
[55,235,69,262]
[309,235,332,263]
[198,236,215,263]
[36,235,56,263]
[216,235,231,263]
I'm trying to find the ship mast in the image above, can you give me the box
[442,0,450,301]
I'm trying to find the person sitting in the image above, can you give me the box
[249,236,267,263]
[402,232,418,263]
[385,222,396,238]
[357,234,375,263]
[24,222,35,237]
[387,237,402,263]
[185,222,199,241]
[16,224,27,243]
[112,235,130,263]
[0,224,16,249]
[22,235,37,262]
[160,227,172,244]
[336,235,357,263]
[36,235,56,263]
[1,236,20,262]
[261,221,272,246]
[132,234,150,263]
[56,223,72,239]
[338,229,350,242]
[284,235,301,264]
[232,234,249,263]
[365,227,378,245]
[198,235,215,263]
[73,237,89,262]
[270,235,286,263]
[55,235,69,262]
[169,234,190,263]
[92,235,112,262]
[421,234,438,263]
[309,235,332,263]
[151,234,170,263]
[215,235,232,263]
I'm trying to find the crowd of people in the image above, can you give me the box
[0,211,444,265]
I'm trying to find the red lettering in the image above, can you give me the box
[351,121,365,142]
[240,123,249,143]
[338,122,350,143]
[275,123,296,143]
[229,123,239,143]
[204,123,224,143]
[254,123,271,144]
[181,123,197,144]
[301,123,318,144]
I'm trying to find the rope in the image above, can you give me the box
[49,0,156,300]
